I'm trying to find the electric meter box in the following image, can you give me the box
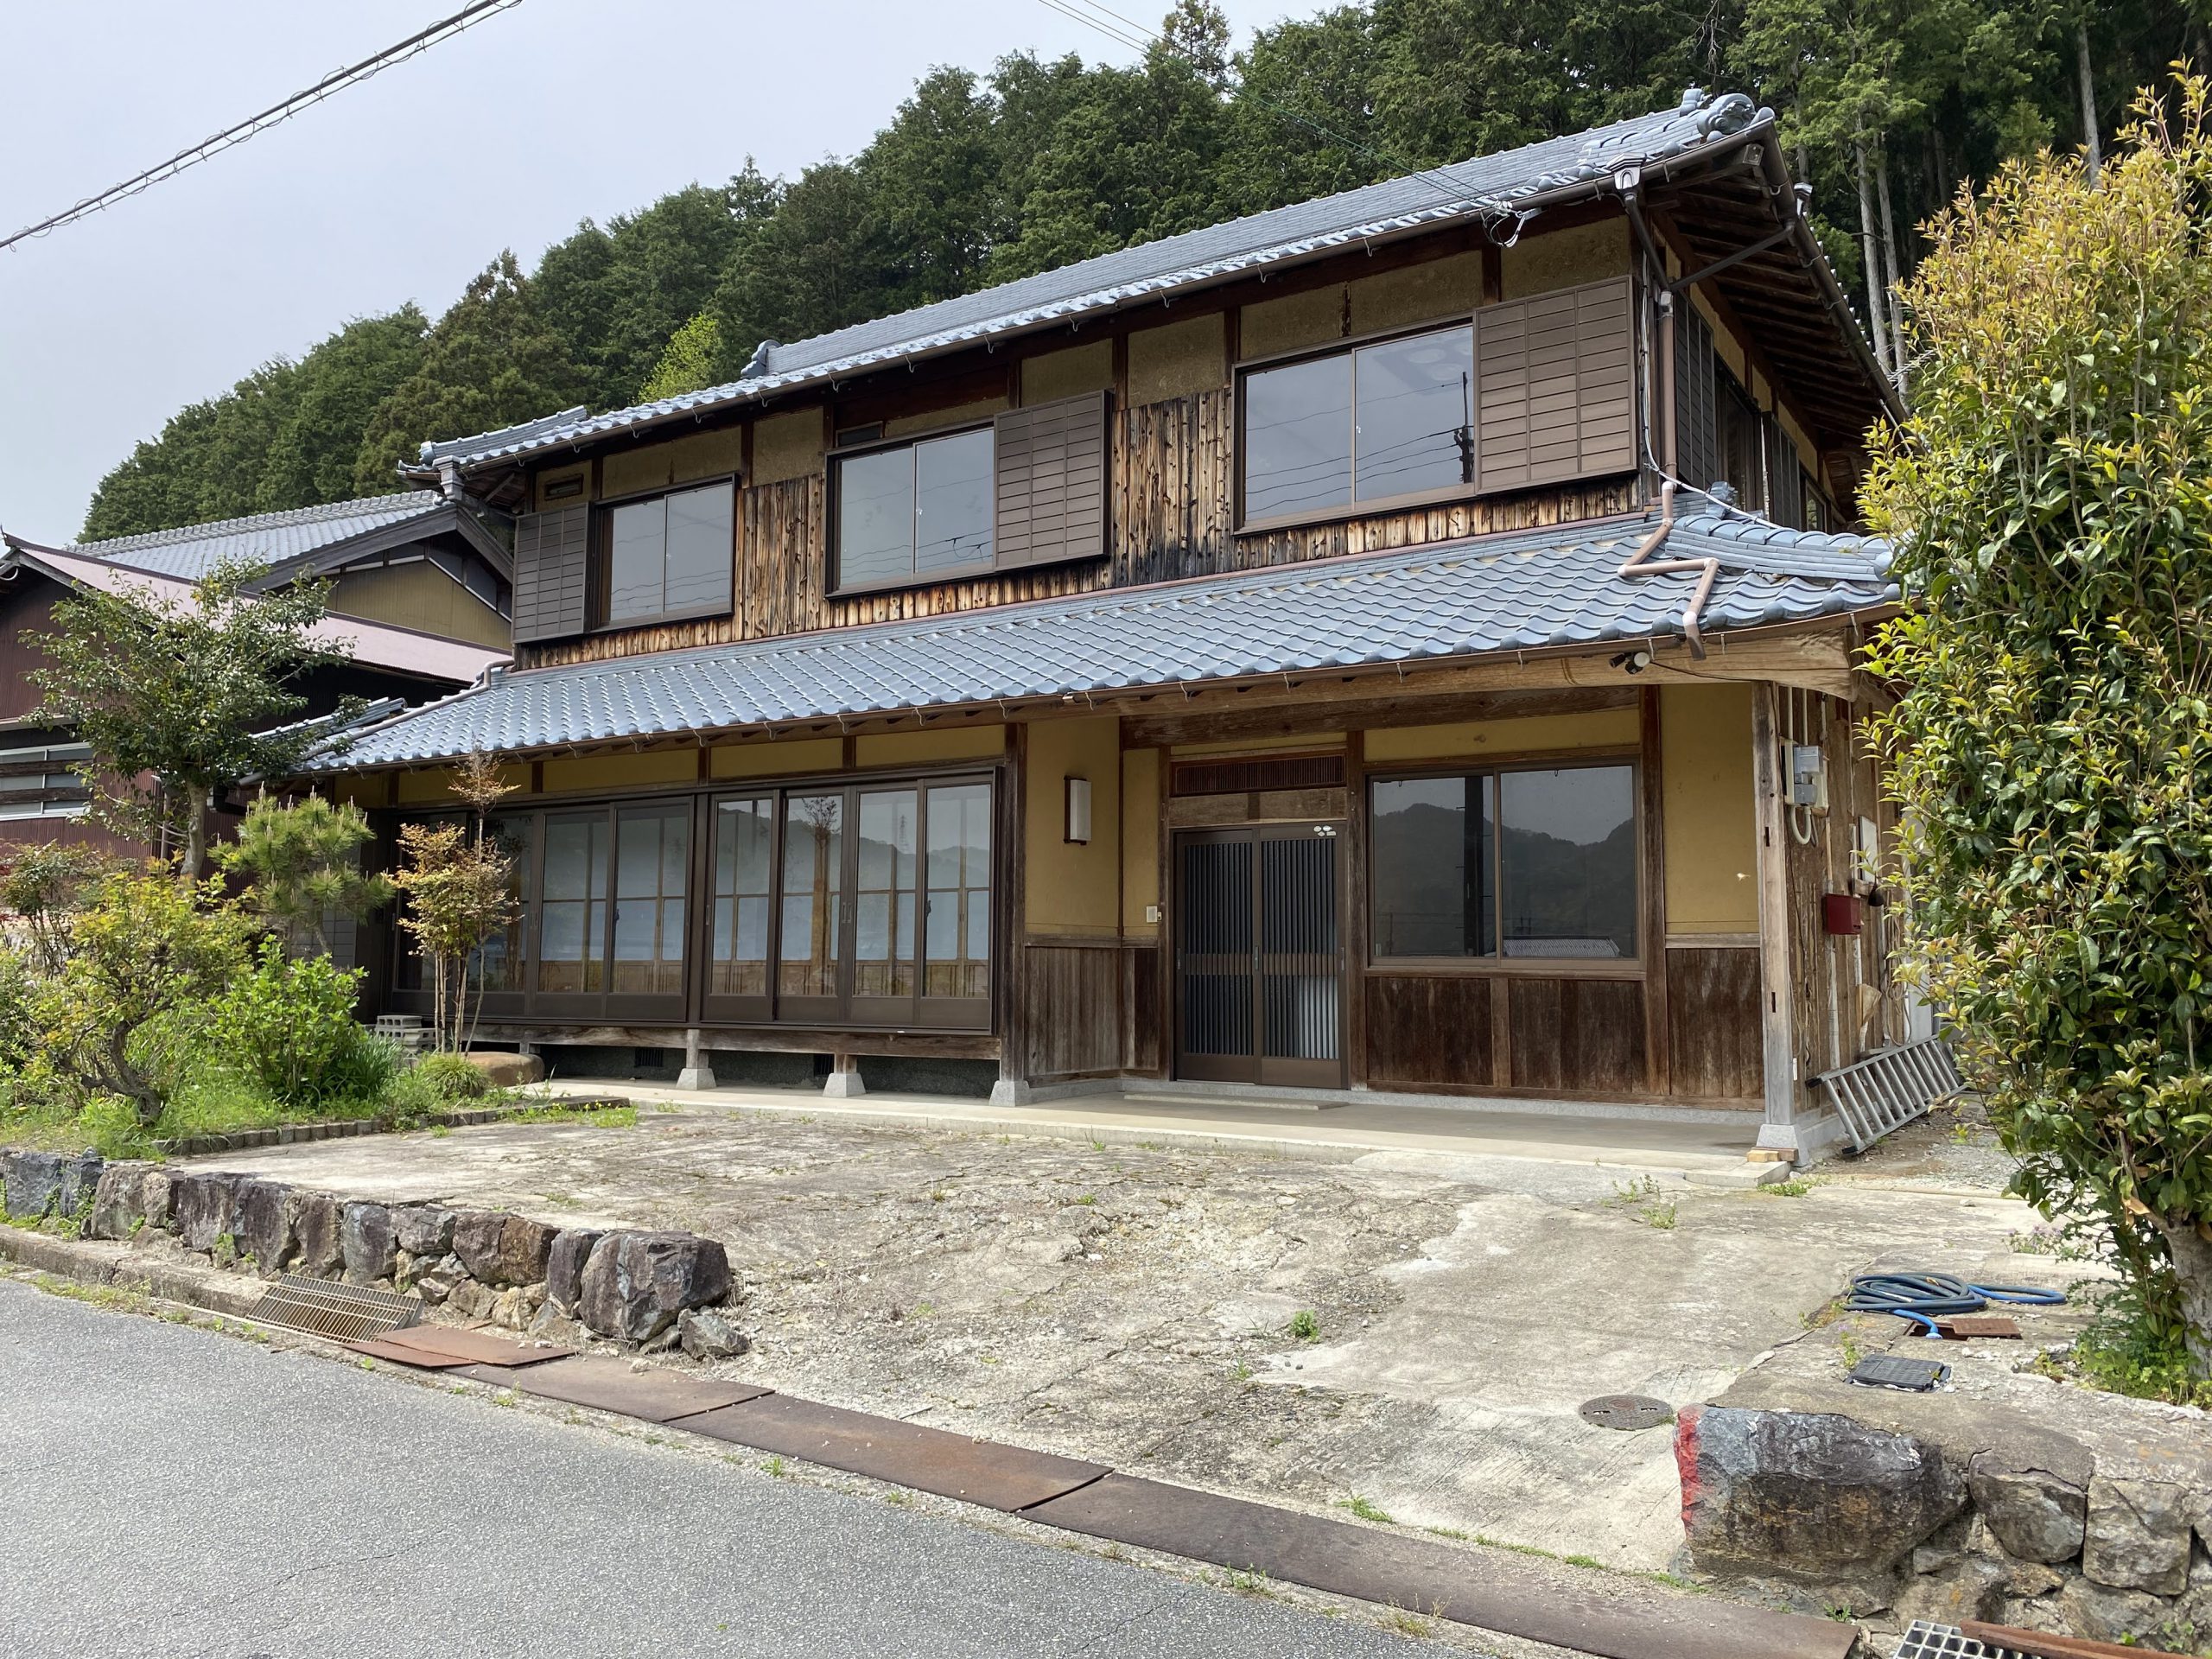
[1789,745,1828,811]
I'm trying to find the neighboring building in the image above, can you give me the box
[313,91,1904,1160]
[0,493,512,861]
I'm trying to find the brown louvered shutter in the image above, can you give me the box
[511,505,590,642]
[994,391,1109,569]
[1475,276,1637,493]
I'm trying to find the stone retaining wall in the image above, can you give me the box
[1676,1399,2212,1647]
[3,1149,744,1360]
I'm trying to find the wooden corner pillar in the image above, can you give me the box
[1750,682,1805,1154]
[991,723,1033,1107]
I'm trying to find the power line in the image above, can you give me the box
[1,0,524,253]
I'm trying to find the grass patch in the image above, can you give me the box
[1286,1308,1321,1343]
[1755,1177,1820,1198]
[1610,1174,1680,1230]
[2044,1291,2212,1410]
[1336,1495,1394,1524]
[507,1102,636,1128]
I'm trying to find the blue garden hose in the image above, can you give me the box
[1843,1271,2067,1335]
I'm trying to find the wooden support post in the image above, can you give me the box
[1639,687,1671,1095]
[824,1048,866,1097]
[992,725,1033,1106]
[1751,682,1802,1153]
[675,1026,716,1091]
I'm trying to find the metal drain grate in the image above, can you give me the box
[1892,1624,1988,1658]
[1577,1394,1675,1431]
[249,1274,421,1341]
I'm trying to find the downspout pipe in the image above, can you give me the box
[1616,480,1719,659]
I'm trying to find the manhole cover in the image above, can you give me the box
[1577,1394,1675,1431]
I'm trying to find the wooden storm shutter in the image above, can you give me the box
[1474,276,1637,493]
[511,505,590,643]
[1674,303,1719,493]
[994,391,1109,569]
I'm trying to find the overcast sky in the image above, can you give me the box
[0,0,1293,543]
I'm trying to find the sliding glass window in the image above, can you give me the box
[1370,762,1637,963]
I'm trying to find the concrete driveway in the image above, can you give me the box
[175,1092,2038,1575]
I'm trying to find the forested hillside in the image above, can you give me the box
[80,0,2205,541]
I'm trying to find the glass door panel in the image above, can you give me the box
[852,789,918,1019]
[921,781,992,1023]
[609,804,690,1014]
[779,791,845,1020]
[473,815,532,1010]
[1175,835,1255,1080]
[706,796,773,1018]
[537,815,608,999]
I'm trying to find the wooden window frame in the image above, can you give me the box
[1230,276,1638,537]
[1363,750,1644,978]
[588,474,739,633]
[829,422,1001,599]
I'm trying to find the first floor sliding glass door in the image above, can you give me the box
[532,801,692,1024]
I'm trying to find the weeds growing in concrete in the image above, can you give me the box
[1336,1495,1393,1524]
[1287,1309,1320,1343]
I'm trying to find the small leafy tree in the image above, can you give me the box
[208,940,395,1105]
[390,753,519,1054]
[1866,82,2212,1376]
[32,873,254,1123]
[215,794,392,954]
[29,558,358,881]
[0,842,110,975]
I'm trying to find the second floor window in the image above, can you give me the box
[1243,323,1475,524]
[836,427,995,590]
[605,480,734,625]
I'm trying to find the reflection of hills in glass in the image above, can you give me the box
[1375,802,1635,958]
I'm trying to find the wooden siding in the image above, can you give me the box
[1507,976,1646,1094]
[1364,974,1493,1090]
[1666,944,1763,1099]
[1021,938,1125,1081]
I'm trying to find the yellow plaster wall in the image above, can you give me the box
[1025,715,1122,937]
[1128,313,1226,405]
[336,773,395,810]
[1659,683,1759,934]
[1021,341,1114,405]
[392,762,530,806]
[1240,285,1344,359]
[601,428,744,499]
[1363,708,1639,763]
[540,749,696,795]
[1348,251,1485,334]
[885,397,1007,439]
[1121,747,1160,936]
[710,738,843,779]
[854,726,1007,766]
[1501,219,1629,300]
[328,563,508,649]
[752,410,824,485]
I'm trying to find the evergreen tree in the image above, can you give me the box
[351,252,585,493]
[257,308,429,509]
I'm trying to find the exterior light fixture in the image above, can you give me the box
[1065,777,1092,844]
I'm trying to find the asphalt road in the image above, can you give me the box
[0,1279,1430,1658]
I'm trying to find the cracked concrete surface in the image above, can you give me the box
[183,1100,2038,1573]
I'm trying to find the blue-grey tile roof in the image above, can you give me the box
[416,92,1768,475]
[35,493,454,582]
[315,507,1894,772]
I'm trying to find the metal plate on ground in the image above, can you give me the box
[462,1355,768,1423]
[1578,1394,1675,1431]
[1022,1475,1854,1659]
[674,1395,1108,1513]
[1850,1355,1951,1391]
[250,1274,420,1341]
[343,1334,481,1369]
[368,1324,572,1367]
[1935,1317,2021,1341]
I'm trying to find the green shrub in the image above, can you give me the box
[205,940,392,1108]
[410,1052,490,1102]
[0,949,39,1074]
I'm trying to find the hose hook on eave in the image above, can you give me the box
[1615,480,1718,659]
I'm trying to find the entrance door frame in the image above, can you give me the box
[1171,819,1349,1090]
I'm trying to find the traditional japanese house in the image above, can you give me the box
[314,89,1909,1162]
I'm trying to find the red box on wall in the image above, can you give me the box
[1823,893,1866,936]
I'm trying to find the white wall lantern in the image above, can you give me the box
[1064,776,1092,844]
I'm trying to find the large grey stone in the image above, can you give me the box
[3,1151,62,1221]
[2082,1477,2192,1595]
[1894,1556,2007,1627]
[87,1164,150,1241]
[340,1203,396,1285]
[1675,1404,1967,1579]
[576,1231,731,1344]
[171,1172,245,1254]
[292,1192,344,1278]
[392,1206,454,1257]
[411,1254,465,1308]
[2057,1576,2173,1645]
[451,1211,556,1288]
[1967,1441,2088,1564]
[544,1229,605,1313]
[140,1168,175,1231]
[57,1152,102,1219]
[232,1180,296,1274]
